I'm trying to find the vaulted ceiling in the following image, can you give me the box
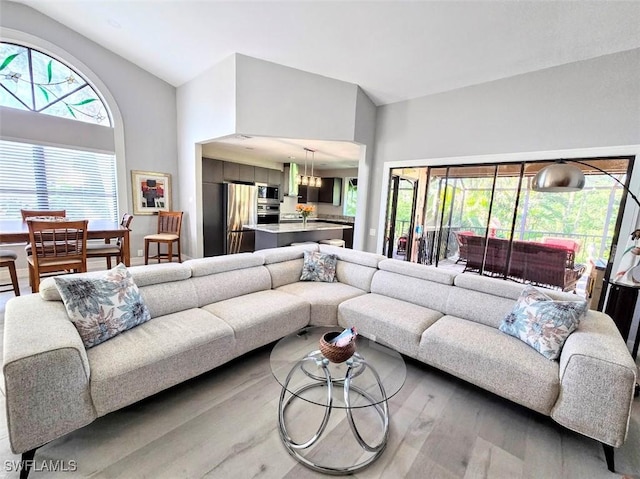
[13,1,640,169]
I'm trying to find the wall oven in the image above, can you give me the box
[257,203,280,224]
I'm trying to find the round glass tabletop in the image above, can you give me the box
[270,326,406,409]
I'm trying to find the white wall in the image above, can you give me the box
[372,49,640,255]
[235,54,358,141]
[179,54,377,258]
[176,55,237,257]
[0,1,177,266]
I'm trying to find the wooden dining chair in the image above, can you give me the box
[0,250,20,296]
[21,209,66,221]
[144,211,183,264]
[27,219,88,293]
[86,213,133,269]
[21,209,67,257]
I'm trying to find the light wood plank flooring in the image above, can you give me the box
[0,276,638,479]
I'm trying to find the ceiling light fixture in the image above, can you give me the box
[297,148,322,188]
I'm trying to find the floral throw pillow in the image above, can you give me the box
[499,285,588,360]
[300,251,338,282]
[55,263,151,348]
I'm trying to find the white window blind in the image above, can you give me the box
[0,140,117,221]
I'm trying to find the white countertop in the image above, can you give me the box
[244,222,353,233]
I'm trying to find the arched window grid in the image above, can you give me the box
[0,41,112,126]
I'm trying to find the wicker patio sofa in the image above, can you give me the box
[462,234,586,292]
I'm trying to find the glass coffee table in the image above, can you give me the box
[270,326,406,474]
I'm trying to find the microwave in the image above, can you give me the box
[257,184,279,202]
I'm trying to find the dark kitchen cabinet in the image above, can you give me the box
[223,162,240,182]
[224,162,254,183]
[318,178,342,205]
[268,168,282,186]
[297,185,318,204]
[239,164,255,183]
[251,167,281,187]
[254,167,269,183]
[202,158,224,183]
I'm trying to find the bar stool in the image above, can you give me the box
[319,239,346,248]
[0,250,20,296]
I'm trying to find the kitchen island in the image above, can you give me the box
[245,222,353,250]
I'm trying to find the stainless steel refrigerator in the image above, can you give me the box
[225,183,257,254]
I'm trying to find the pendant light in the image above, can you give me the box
[310,150,322,188]
[297,149,309,186]
[297,148,322,187]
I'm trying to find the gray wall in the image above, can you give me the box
[0,1,178,265]
[370,48,640,252]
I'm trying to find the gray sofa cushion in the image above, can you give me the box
[88,308,235,416]
[319,245,384,291]
[378,259,457,285]
[186,253,264,276]
[254,244,319,265]
[449,273,585,329]
[446,286,518,329]
[276,281,366,326]
[266,259,304,288]
[139,279,199,318]
[371,270,454,312]
[419,315,560,415]
[39,262,192,301]
[191,266,272,307]
[319,245,385,268]
[338,293,443,359]
[203,290,310,356]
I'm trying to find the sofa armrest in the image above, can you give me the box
[3,295,96,453]
[551,311,637,447]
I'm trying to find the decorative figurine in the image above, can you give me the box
[614,229,640,285]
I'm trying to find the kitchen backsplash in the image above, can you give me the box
[280,193,354,222]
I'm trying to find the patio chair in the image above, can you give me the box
[454,231,474,264]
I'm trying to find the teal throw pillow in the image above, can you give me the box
[499,285,588,360]
[300,251,338,282]
[55,263,151,348]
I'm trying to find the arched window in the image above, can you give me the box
[0,42,117,221]
[0,42,111,125]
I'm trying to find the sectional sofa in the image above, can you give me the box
[3,244,637,476]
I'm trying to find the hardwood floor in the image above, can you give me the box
[0,276,638,479]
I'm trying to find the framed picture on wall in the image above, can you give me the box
[131,170,171,215]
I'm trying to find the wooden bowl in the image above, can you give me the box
[319,331,356,363]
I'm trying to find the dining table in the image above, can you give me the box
[0,219,131,266]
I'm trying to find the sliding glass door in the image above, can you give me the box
[385,156,633,294]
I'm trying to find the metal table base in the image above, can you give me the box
[277,351,390,475]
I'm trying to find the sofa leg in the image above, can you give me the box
[602,443,615,473]
[20,448,37,479]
